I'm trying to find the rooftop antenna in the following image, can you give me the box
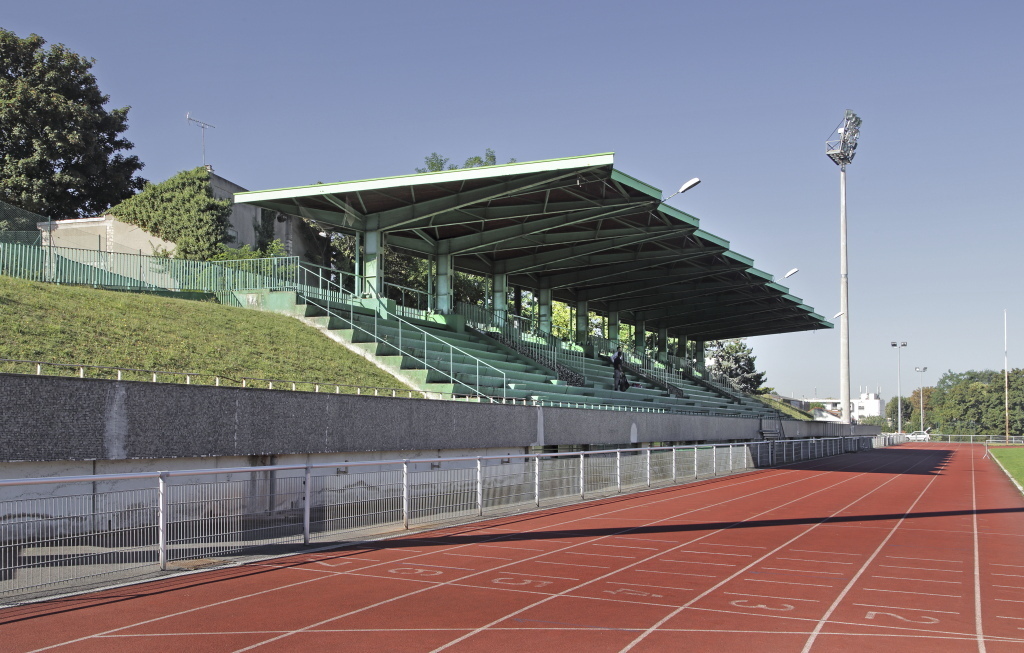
[186,113,216,168]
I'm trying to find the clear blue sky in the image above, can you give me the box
[7,1,1023,402]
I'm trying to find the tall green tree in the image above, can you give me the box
[706,339,767,394]
[0,29,145,219]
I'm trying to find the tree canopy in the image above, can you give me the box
[884,368,1024,435]
[0,29,145,219]
[706,339,767,394]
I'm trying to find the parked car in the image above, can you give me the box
[907,431,930,442]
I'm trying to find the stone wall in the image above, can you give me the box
[0,374,787,463]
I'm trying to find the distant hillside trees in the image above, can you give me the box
[886,368,1024,435]
[0,29,145,219]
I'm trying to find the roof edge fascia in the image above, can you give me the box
[235,153,616,204]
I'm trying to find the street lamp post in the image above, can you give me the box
[915,366,928,432]
[892,341,907,433]
[826,111,862,425]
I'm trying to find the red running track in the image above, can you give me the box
[1,443,1022,652]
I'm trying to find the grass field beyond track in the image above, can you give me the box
[989,445,1024,488]
[0,275,415,393]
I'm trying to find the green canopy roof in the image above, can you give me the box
[236,153,831,339]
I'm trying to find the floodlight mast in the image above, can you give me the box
[826,110,862,426]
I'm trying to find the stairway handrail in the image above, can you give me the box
[295,265,506,401]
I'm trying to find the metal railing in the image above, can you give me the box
[456,302,587,385]
[0,435,901,603]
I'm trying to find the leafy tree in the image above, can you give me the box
[209,239,287,260]
[415,148,515,173]
[108,167,231,260]
[858,415,890,428]
[0,29,145,219]
[706,339,767,393]
[885,396,913,431]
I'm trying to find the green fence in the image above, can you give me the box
[0,242,299,294]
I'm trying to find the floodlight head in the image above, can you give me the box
[784,268,799,279]
[677,178,701,194]
[826,110,862,166]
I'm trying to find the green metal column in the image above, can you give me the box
[492,273,508,326]
[657,327,668,361]
[635,316,646,351]
[363,229,381,296]
[694,340,706,374]
[608,310,620,348]
[575,299,589,345]
[436,252,452,314]
[539,288,552,334]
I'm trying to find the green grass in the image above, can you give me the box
[989,446,1024,488]
[0,276,416,394]
[754,394,813,420]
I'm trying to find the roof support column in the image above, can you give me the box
[675,336,688,358]
[492,273,508,326]
[635,317,646,352]
[657,327,669,362]
[538,288,552,334]
[363,229,381,296]
[575,299,589,346]
[608,310,620,348]
[435,252,452,314]
[693,340,706,375]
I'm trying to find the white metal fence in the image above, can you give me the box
[0,435,903,603]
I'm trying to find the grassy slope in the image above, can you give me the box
[989,447,1024,489]
[0,276,415,393]
[754,394,813,420]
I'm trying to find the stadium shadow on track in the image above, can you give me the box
[778,446,954,475]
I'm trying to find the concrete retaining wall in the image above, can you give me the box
[0,374,786,464]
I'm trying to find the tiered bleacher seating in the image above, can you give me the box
[276,291,774,416]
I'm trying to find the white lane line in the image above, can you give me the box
[799,465,943,653]
[994,585,1024,590]
[743,579,834,588]
[886,555,962,564]
[993,573,1024,578]
[777,557,855,565]
[567,551,636,559]
[790,549,861,556]
[853,603,960,615]
[531,560,610,569]
[671,556,753,560]
[636,570,717,578]
[863,588,961,598]
[701,543,766,549]
[997,616,1024,620]
[972,443,986,653]
[992,563,1024,569]
[442,553,511,560]
[498,572,579,581]
[616,537,679,544]
[477,544,546,552]
[759,567,846,576]
[879,565,962,573]
[724,592,820,603]
[996,598,1024,603]
[660,560,737,567]
[591,543,659,551]
[870,575,962,584]
[402,563,477,571]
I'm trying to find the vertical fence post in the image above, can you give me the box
[672,447,677,482]
[477,458,483,517]
[646,448,651,488]
[157,472,168,571]
[402,461,410,529]
[693,447,698,479]
[535,455,541,507]
[616,450,621,493]
[579,453,585,499]
[712,445,717,476]
[303,464,312,545]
